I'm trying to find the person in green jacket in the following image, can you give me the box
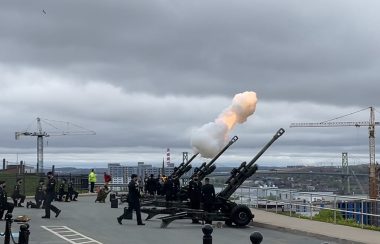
[88,169,97,193]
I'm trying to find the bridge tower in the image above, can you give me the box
[342,152,350,194]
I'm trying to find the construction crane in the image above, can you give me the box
[290,106,380,199]
[15,117,96,173]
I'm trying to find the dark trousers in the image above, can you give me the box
[119,201,142,224]
[190,198,201,223]
[90,182,95,193]
[30,199,44,208]
[58,191,68,201]
[203,202,213,224]
[12,194,26,206]
[44,195,60,217]
[68,190,78,201]
[0,202,14,219]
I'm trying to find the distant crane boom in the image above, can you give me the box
[290,107,379,199]
[290,121,380,127]
[15,117,96,173]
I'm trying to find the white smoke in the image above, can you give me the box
[191,91,258,158]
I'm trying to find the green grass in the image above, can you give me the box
[0,173,85,196]
[276,209,380,232]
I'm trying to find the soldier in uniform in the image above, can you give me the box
[188,175,202,223]
[172,176,180,201]
[67,180,78,201]
[146,174,156,196]
[201,177,215,224]
[42,172,61,219]
[27,179,45,208]
[11,178,26,207]
[57,179,68,202]
[164,176,174,201]
[117,174,145,225]
[0,180,14,220]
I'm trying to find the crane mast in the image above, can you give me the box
[15,117,95,173]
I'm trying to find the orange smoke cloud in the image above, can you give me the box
[191,91,258,158]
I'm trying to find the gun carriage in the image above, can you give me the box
[141,128,285,228]
[143,135,239,207]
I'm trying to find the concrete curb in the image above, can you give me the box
[251,221,365,244]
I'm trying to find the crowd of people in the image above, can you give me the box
[0,168,216,226]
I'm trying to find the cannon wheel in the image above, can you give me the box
[230,205,253,226]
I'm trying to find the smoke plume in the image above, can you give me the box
[191,91,258,158]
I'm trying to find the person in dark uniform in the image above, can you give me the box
[201,178,215,224]
[146,174,156,196]
[188,175,202,223]
[172,176,180,201]
[117,174,145,225]
[0,180,14,220]
[11,178,26,207]
[27,179,45,209]
[67,180,78,201]
[201,178,215,211]
[57,179,68,202]
[164,176,174,201]
[42,172,61,219]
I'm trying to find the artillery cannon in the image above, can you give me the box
[142,128,285,228]
[171,152,199,179]
[191,136,238,182]
[143,135,239,207]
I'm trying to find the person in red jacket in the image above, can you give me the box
[104,172,112,186]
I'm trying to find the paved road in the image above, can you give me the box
[1,195,336,244]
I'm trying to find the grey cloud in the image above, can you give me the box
[0,0,379,167]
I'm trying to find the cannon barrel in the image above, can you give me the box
[172,153,199,178]
[225,161,247,184]
[206,135,238,168]
[217,128,285,199]
[246,128,284,168]
[191,135,239,179]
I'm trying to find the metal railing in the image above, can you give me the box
[220,185,380,228]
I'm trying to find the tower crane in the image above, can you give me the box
[290,107,379,199]
[15,117,96,173]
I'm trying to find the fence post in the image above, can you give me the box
[250,232,263,244]
[202,224,213,244]
[289,191,292,217]
[309,193,312,219]
[334,195,337,224]
[256,188,259,208]
[361,199,364,228]
[18,223,30,244]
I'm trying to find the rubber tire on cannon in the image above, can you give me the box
[230,205,253,226]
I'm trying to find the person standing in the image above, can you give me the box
[117,174,145,225]
[42,172,61,219]
[188,175,202,223]
[201,178,215,224]
[11,178,26,207]
[27,179,45,209]
[88,169,97,193]
[0,180,14,220]
[146,174,156,196]
[103,172,112,187]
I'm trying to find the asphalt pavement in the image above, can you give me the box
[0,195,347,244]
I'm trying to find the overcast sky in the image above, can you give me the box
[1,0,379,169]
